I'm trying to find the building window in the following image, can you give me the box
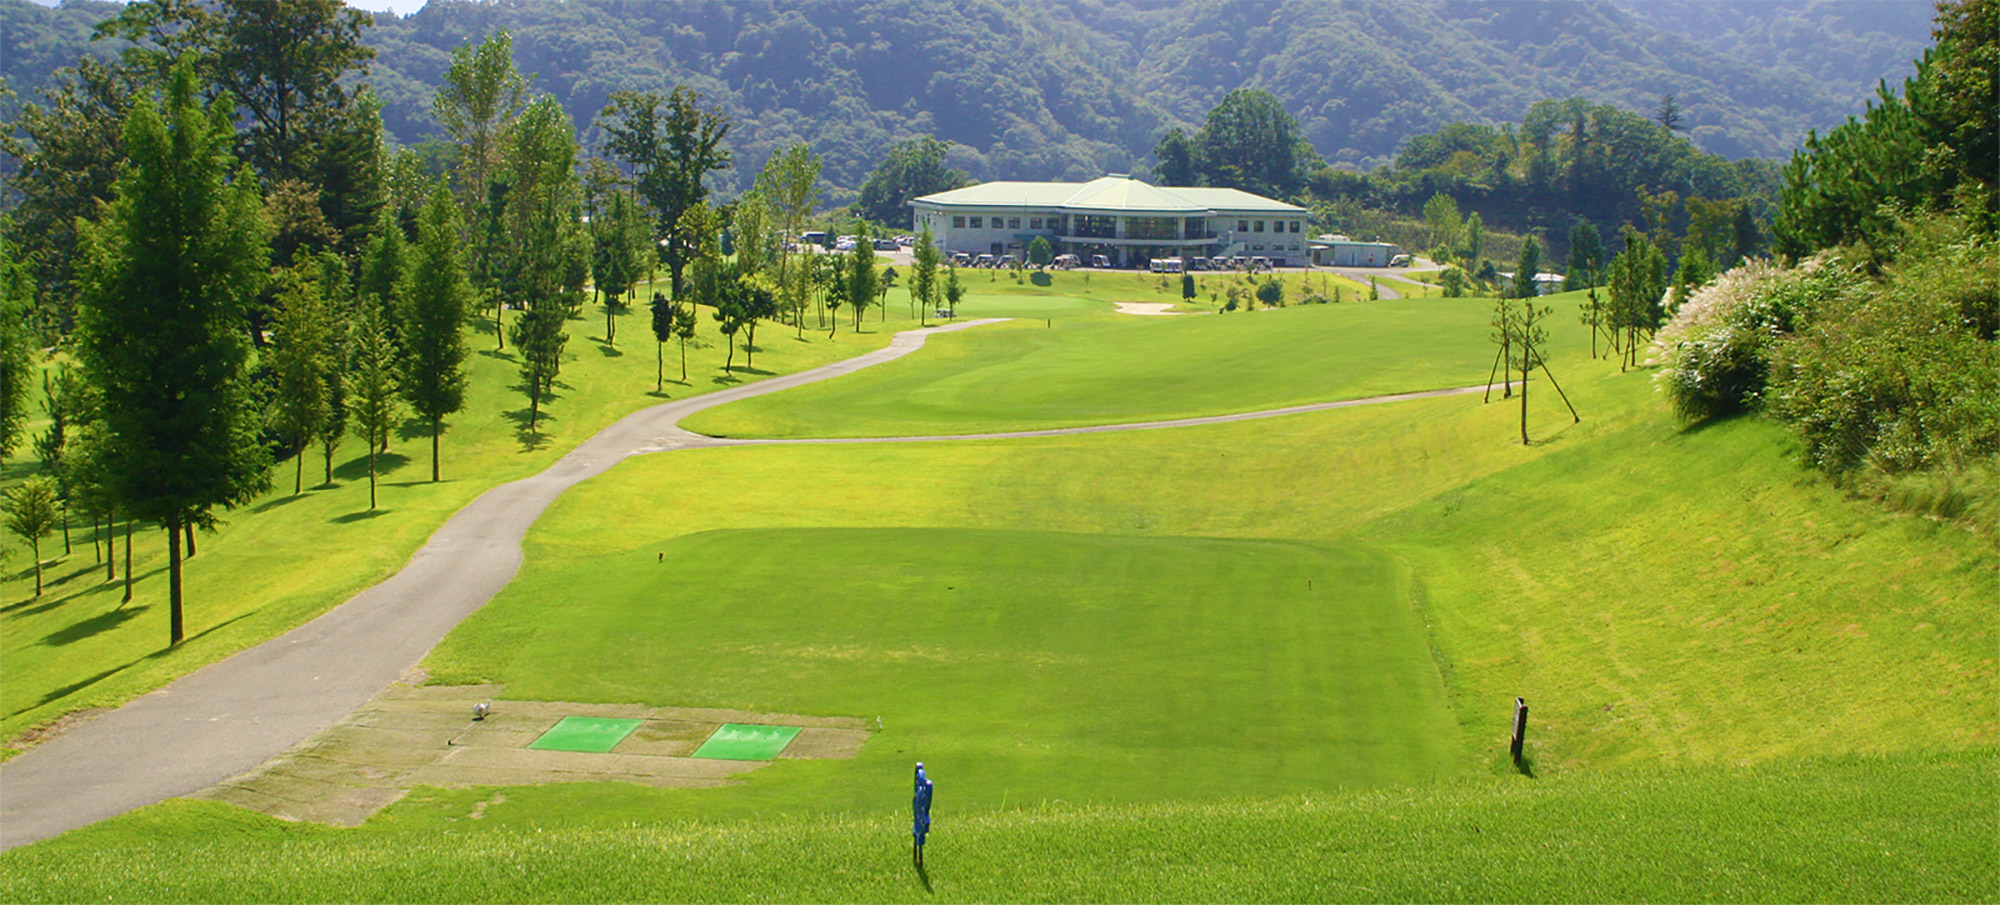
[1238,220,1248,232]
[1072,215,1117,239]
[1253,244,1265,251]
[1008,217,1021,230]
[1289,220,1300,233]
[1254,220,1265,233]
[1126,217,1179,241]
[953,216,965,229]
[970,216,983,229]
[1030,217,1043,230]
[1184,218,1205,239]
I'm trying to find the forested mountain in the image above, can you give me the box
[3,0,1938,197]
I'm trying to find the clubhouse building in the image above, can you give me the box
[911,175,1312,267]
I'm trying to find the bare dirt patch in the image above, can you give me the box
[190,683,872,827]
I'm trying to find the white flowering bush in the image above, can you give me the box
[1651,257,1842,422]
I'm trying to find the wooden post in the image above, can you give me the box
[1510,697,1529,766]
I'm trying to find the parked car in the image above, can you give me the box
[1052,254,1081,269]
[1090,254,1111,268]
[1189,257,1210,271]
[973,254,995,268]
[952,253,973,267]
[996,254,1017,268]
[874,238,899,250]
[896,235,915,247]
[800,231,828,247]
[1249,256,1271,272]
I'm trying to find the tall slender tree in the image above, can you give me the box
[911,223,941,326]
[75,59,273,645]
[0,235,35,467]
[754,143,822,338]
[432,28,528,215]
[270,266,335,495]
[504,96,586,430]
[399,184,472,481]
[1512,236,1543,299]
[4,477,61,597]
[846,223,878,330]
[601,87,732,300]
[348,299,399,510]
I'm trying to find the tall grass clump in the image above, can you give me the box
[1659,213,1998,531]
[1651,257,1829,421]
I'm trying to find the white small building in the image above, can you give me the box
[1308,235,1402,267]
[910,175,1311,268]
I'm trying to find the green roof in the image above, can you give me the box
[914,176,1304,216]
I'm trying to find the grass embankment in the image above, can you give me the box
[687,296,1496,438]
[2,752,1988,902]
[0,292,926,749]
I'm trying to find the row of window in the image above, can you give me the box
[952,215,1051,230]
[945,214,1304,235]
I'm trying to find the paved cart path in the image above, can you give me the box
[0,316,1501,850]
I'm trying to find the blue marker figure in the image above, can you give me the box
[912,762,934,869]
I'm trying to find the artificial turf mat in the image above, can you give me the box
[527,716,644,753]
[692,723,801,760]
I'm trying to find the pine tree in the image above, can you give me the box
[270,267,335,495]
[846,223,878,330]
[504,96,585,431]
[74,58,273,644]
[398,184,472,482]
[0,235,35,468]
[348,299,400,510]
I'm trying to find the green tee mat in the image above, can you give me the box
[526,716,645,753]
[691,723,802,760]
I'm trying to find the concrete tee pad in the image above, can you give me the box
[189,684,871,827]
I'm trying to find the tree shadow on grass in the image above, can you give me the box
[30,662,132,709]
[478,347,516,361]
[333,451,411,483]
[394,416,433,445]
[330,508,390,524]
[592,338,624,357]
[42,605,149,647]
[251,493,307,515]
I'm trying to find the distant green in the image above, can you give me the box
[687,297,1499,438]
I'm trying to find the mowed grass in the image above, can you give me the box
[425,527,1461,812]
[2,282,1992,900]
[686,296,1500,438]
[0,294,924,749]
[2,751,1989,903]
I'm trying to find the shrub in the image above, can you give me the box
[1651,257,1838,421]
[1768,219,2000,475]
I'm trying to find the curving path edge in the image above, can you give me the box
[0,319,1005,850]
[0,315,1507,850]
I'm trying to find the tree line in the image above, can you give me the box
[0,1,940,645]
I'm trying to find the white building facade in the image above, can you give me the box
[910,175,1312,267]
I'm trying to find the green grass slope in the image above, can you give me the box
[427,527,1460,810]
